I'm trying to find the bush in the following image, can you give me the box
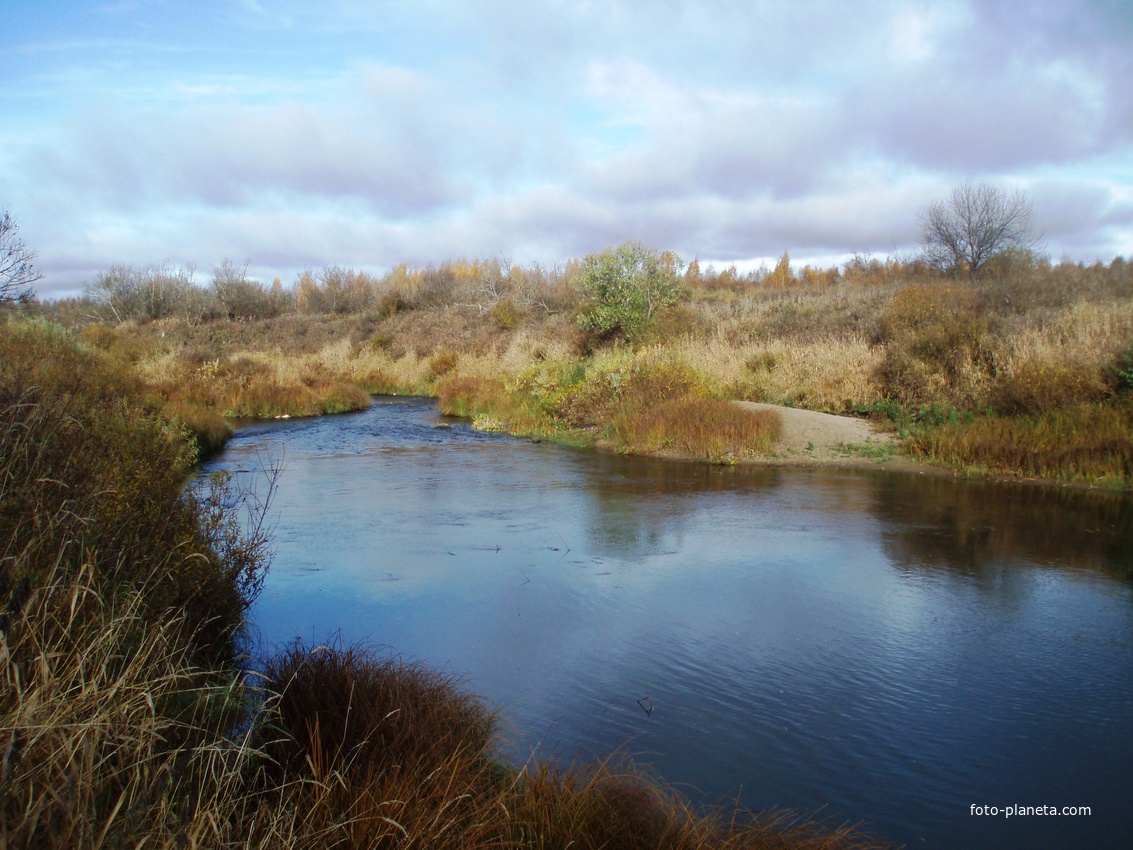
[994,360,1108,415]
[1113,341,1133,391]
[877,284,993,408]
[491,296,520,330]
[551,359,702,430]
[576,242,685,342]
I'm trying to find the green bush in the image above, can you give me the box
[491,296,520,330]
[576,242,685,342]
[1114,341,1133,391]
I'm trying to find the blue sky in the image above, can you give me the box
[3,0,1132,297]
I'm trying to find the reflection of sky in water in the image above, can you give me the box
[206,399,1133,850]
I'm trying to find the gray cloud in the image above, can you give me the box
[6,0,1132,298]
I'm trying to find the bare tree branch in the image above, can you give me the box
[0,211,42,304]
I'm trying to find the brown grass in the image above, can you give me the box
[505,758,892,850]
[609,396,781,462]
[908,401,1133,485]
[36,250,1133,482]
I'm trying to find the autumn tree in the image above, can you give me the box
[919,182,1040,277]
[768,250,793,287]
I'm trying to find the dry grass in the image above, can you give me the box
[908,401,1133,485]
[0,557,245,849]
[608,396,781,462]
[505,758,892,850]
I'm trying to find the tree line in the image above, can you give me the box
[4,182,1047,321]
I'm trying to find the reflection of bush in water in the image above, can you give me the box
[873,474,1133,582]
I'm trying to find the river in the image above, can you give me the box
[202,397,1133,850]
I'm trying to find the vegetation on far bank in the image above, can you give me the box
[27,238,1133,486]
[0,316,893,848]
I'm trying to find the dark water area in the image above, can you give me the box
[203,397,1133,850]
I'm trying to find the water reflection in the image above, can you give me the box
[871,473,1133,581]
[205,398,1133,850]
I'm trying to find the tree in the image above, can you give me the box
[918,182,1040,277]
[0,210,42,304]
[576,241,685,341]
[84,262,198,322]
[212,258,279,321]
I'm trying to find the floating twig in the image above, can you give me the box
[637,696,654,716]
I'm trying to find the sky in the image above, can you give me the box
[2,0,1132,297]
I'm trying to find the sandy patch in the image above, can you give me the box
[736,401,915,470]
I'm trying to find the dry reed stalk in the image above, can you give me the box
[730,338,884,410]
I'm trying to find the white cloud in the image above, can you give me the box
[3,0,1131,297]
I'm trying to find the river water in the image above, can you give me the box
[203,397,1133,850]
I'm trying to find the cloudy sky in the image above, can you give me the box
[3,0,1132,297]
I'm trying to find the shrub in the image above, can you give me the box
[551,359,703,430]
[1113,340,1133,391]
[994,360,1108,415]
[576,242,685,342]
[877,283,994,408]
[491,296,520,330]
[428,348,459,378]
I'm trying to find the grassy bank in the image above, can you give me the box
[1,316,892,847]
[40,248,1133,479]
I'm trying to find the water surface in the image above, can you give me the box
[205,398,1133,850]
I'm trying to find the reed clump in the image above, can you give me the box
[907,401,1133,485]
[609,396,781,462]
[0,317,271,847]
[504,758,891,850]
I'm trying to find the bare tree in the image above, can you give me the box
[919,182,1041,277]
[0,210,42,304]
[84,262,198,322]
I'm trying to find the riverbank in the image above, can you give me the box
[2,316,899,848]
[31,253,1133,485]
